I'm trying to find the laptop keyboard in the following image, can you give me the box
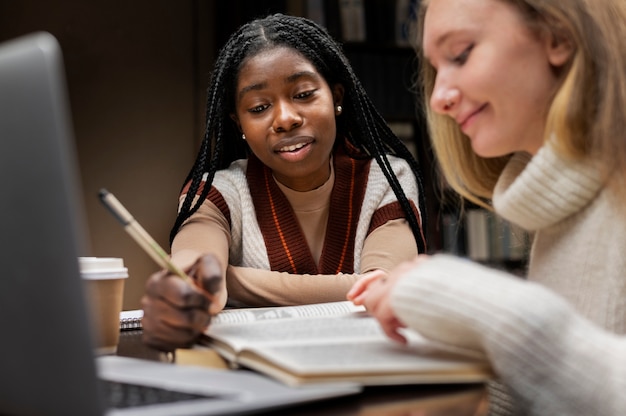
[101,379,218,409]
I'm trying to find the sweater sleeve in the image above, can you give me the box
[170,197,231,312]
[360,218,418,273]
[390,254,626,416]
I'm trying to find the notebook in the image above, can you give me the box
[0,31,361,416]
[120,310,144,331]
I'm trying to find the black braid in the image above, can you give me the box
[170,13,428,253]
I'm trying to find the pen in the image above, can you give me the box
[98,188,192,283]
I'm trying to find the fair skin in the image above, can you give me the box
[142,46,345,351]
[348,0,573,339]
[423,0,571,158]
[232,46,344,191]
[348,259,423,344]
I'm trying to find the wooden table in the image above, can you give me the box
[117,330,489,415]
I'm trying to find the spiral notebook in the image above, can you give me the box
[119,309,143,331]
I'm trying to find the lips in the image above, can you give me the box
[278,142,307,152]
[274,137,314,153]
[457,104,487,132]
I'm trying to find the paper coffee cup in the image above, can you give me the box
[79,257,128,355]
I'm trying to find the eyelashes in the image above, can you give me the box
[452,44,474,65]
[246,89,318,114]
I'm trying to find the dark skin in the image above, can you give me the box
[141,254,223,352]
[141,47,346,352]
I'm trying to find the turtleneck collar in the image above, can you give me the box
[493,143,605,231]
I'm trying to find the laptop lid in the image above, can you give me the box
[0,32,105,415]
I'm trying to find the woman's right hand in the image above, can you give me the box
[348,256,429,344]
[141,253,223,352]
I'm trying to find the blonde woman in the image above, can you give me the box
[349,0,626,414]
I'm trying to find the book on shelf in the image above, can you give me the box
[395,0,419,47]
[465,209,491,262]
[464,208,531,263]
[199,301,492,387]
[304,0,325,27]
[338,0,366,42]
[119,309,143,331]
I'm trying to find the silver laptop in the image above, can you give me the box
[0,31,360,416]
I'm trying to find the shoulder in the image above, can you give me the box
[211,159,249,187]
[180,159,249,202]
[387,155,413,175]
[215,159,248,177]
[368,155,416,185]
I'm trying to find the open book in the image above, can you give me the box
[201,301,492,387]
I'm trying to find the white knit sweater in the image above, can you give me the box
[391,144,626,415]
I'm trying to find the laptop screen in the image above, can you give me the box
[0,32,105,415]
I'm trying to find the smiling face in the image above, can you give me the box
[231,46,343,191]
[422,0,571,157]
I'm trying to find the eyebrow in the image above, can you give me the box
[286,70,318,83]
[237,70,320,101]
[238,82,266,101]
[423,29,468,66]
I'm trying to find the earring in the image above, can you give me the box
[335,105,342,115]
[242,133,246,140]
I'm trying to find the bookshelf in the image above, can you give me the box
[438,190,531,274]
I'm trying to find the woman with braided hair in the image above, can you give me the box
[141,13,427,351]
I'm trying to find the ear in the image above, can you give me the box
[545,28,574,68]
[332,83,345,107]
[230,113,242,133]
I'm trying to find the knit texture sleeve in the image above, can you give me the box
[390,254,626,416]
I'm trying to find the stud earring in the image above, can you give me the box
[242,133,246,140]
[335,105,342,115]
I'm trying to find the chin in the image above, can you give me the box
[470,144,496,159]
[470,138,509,159]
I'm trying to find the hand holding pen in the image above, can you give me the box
[99,189,223,351]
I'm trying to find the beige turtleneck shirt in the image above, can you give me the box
[389,144,626,415]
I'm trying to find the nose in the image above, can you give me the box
[430,81,460,115]
[272,100,302,133]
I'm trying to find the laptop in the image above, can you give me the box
[0,32,360,416]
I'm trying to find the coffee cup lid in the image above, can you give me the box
[79,257,128,279]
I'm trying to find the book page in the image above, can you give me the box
[211,300,365,325]
[207,312,378,352]
[244,339,488,374]
[236,337,492,386]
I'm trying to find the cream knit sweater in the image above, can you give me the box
[391,144,626,415]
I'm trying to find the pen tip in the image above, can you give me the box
[98,188,109,198]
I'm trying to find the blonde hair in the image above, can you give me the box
[417,0,626,207]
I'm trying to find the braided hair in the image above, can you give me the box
[170,13,427,253]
